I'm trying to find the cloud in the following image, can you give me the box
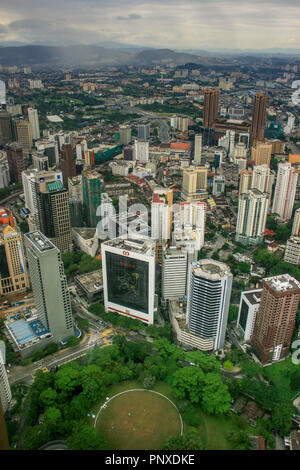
[116,14,142,20]
[0,0,299,50]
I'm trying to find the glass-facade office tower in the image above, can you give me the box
[101,236,156,325]
[25,231,74,343]
[186,259,232,351]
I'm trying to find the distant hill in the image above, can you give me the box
[132,48,201,65]
[0,44,203,68]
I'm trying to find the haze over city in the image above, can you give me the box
[0,0,300,52]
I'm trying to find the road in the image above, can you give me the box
[123,104,170,143]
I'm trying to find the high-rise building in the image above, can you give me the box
[137,122,150,140]
[251,164,275,196]
[181,167,208,201]
[162,246,187,301]
[292,208,300,237]
[15,119,32,156]
[239,170,253,195]
[284,237,300,266]
[236,189,269,246]
[6,142,25,184]
[134,139,149,162]
[251,141,272,167]
[25,231,74,343]
[212,175,225,196]
[186,259,232,351]
[0,111,12,144]
[22,170,72,253]
[203,88,219,128]
[119,125,131,145]
[193,134,202,164]
[27,108,40,140]
[60,143,76,186]
[0,341,11,416]
[237,290,262,342]
[151,189,173,243]
[250,93,268,147]
[82,169,101,228]
[272,162,298,221]
[101,236,156,325]
[251,274,300,364]
[0,222,29,296]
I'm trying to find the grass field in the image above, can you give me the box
[95,389,182,450]
[92,380,251,450]
[262,357,299,399]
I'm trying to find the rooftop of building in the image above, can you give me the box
[72,227,96,240]
[264,274,300,293]
[243,289,262,306]
[103,235,155,257]
[74,269,103,294]
[191,258,231,279]
[25,231,56,253]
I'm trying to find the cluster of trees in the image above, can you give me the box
[62,250,102,277]
[253,248,300,279]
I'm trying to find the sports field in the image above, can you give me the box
[95,389,182,450]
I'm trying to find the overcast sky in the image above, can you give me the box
[0,0,299,50]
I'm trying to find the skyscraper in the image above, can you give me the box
[181,167,208,201]
[251,274,300,364]
[0,223,29,295]
[193,134,202,164]
[0,341,12,415]
[162,246,187,301]
[6,142,25,184]
[203,88,219,128]
[251,141,272,167]
[15,119,33,156]
[292,208,300,237]
[27,108,40,140]
[82,169,101,228]
[250,93,268,147]
[25,231,74,343]
[236,189,269,246]
[60,143,76,186]
[119,125,131,145]
[134,139,149,163]
[186,259,232,351]
[0,111,12,145]
[137,122,150,140]
[239,170,253,195]
[251,164,275,196]
[272,162,298,221]
[101,236,156,325]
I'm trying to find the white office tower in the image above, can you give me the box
[236,189,270,246]
[272,162,298,221]
[186,259,233,351]
[162,246,187,301]
[32,152,49,172]
[218,130,235,157]
[75,140,87,162]
[173,201,206,251]
[0,341,11,413]
[101,236,156,325]
[212,175,225,196]
[25,231,74,343]
[284,237,300,266]
[251,164,275,197]
[237,290,262,341]
[228,130,235,158]
[292,208,300,237]
[27,108,40,140]
[193,134,202,164]
[284,113,295,135]
[234,142,247,160]
[151,193,171,242]
[134,139,149,163]
[21,169,63,217]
